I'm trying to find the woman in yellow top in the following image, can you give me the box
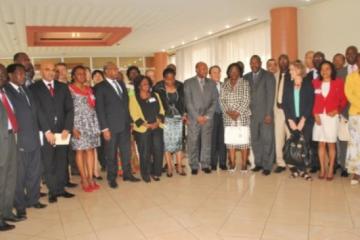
[129,75,165,182]
[345,54,360,185]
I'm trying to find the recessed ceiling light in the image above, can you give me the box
[171,45,175,49]
[208,31,213,35]
[181,41,185,45]
[247,18,252,22]
[225,25,230,29]
[194,37,198,40]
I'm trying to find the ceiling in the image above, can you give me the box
[0,0,323,58]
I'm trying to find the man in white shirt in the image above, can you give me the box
[304,50,315,74]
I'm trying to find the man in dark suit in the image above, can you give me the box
[30,62,75,203]
[95,62,140,188]
[13,52,35,88]
[184,62,218,175]
[244,55,276,176]
[209,65,227,171]
[5,64,47,219]
[0,64,18,231]
[304,51,325,174]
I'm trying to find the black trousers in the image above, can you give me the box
[134,128,164,179]
[97,136,107,169]
[211,112,227,168]
[104,129,132,182]
[41,143,67,196]
[14,147,41,211]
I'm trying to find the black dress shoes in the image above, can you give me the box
[202,168,212,174]
[211,166,217,171]
[40,192,47,198]
[58,191,75,198]
[66,182,78,188]
[4,213,26,222]
[123,175,141,182]
[252,166,263,172]
[48,195,58,203]
[191,169,198,175]
[151,176,160,181]
[274,166,286,173]
[109,181,118,189]
[0,219,15,231]
[262,170,271,176]
[220,165,228,171]
[16,209,27,220]
[341,169,349,177]
[143,176,151,183]
[32,202,47,209]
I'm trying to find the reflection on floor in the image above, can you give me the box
[2,168,360,240]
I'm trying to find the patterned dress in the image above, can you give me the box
[346,116,360,175]
[70,88,101,150]
[220,78,251,149]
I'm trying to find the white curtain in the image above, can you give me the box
[175,21,271,81]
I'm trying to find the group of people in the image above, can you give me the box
[1,45,360,231]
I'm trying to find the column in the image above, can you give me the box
[270,7,298,61]
[153,52,168,81]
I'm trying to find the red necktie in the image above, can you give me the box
[48,84,55,97]
[0,89,18,133]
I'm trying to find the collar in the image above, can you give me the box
[9,82,20,91]
[197,76,205,82]
[43,79,54,87]
[106,77,117,85]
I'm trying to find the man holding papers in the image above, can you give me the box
[30,62,75,203]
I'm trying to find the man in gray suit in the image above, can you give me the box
[184,62,218,175]
[0,64,19,231]
[244,55,276,176]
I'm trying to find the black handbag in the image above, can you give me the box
[283,131,312,168]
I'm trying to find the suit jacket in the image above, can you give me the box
[30,80,74,133]
[0,101,9,165]
[244,68,276,119]
[95,79,131,133]
[5,83,41,152]
[282,79,314,124]
[153,80,185,117]
[274,70,291,109]
[312,78,348,115]
[337,67,348,80]
[183,76,218,122]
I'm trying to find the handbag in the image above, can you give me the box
[224,125,250,145]
[283,132,312,167]
[338,115,351,141]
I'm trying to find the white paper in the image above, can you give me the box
[224,126,250,145]
[39,131,44,146]
[54,133,71,145]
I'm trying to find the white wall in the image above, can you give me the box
[298,0,360,59]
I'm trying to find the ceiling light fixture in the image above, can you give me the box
[225,25,230,29]
[208,31,213,35]
[194,37,198,40]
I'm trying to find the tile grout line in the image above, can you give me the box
[307,176,313,240]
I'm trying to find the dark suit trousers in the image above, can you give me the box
[337,140,348,169]
[250,118,275,171]
[0,133,17,218]
[104,129,132,182]
[41,143,67,195]
[14,148,41,211]
[134,129,164,179]
[211,113,227,168]
[97,136,107,169]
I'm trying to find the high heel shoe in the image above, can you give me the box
[90,182,100,190]
[167,172,173,178]
[326,175,334,181]
[318,172,326,180]
[82,183,93,193]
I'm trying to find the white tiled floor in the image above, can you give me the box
[2,168,360,240]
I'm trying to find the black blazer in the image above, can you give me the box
[153,80,185,117]
[5,83,41,152]
[94,79,131,133]
[30,80,74,133]
[282,79,314,124]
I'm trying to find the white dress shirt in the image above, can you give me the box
[348,64,359,75]
[106,78,123,95]
[43,79,55,90]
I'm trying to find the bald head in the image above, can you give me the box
[305,50,315,70]
[40,62,56,82]
[195,62,208,79]
[0,64,7,87]
[103,62,119,80]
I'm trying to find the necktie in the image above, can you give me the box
[113,80,123,98]
[200,79,205,92]
[48,84,55,97]
[277,73,285,107]
[19,87,30,106]
[0,88,18,133]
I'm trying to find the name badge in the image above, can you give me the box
[314,89,321,94]
[148,97,156,103]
